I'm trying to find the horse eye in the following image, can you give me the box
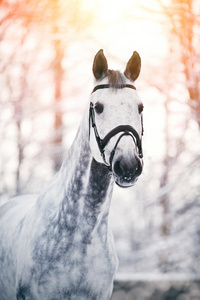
[95,102,104,114]
[138,103,144,114]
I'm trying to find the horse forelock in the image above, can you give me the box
[107,70,126,88]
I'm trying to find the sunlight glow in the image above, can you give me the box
[81,0,169,66]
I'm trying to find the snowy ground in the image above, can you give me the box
[111,273,200,300]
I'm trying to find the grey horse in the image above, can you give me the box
[0,49,144,300]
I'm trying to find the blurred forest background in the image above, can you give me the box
[0,0,200,275]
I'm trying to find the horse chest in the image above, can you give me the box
[65,240,117,298]
[17,228,118,300]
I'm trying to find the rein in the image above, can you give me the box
[89,84,143,170]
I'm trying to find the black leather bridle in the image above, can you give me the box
[89,84,143,170]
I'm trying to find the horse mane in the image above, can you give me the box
[107,69,126,88]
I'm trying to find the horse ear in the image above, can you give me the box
[93,49,108,80]
[124,51,141,82]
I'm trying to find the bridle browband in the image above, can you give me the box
[89,84,143,170]
[92,83,136,93]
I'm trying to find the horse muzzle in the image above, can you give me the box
[112,154,143,188]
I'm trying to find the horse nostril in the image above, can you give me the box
[134,159,143,177]
[113,160,123,177]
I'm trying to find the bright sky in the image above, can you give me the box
[82,0,169,64]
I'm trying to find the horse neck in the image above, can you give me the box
[38,106,114,239]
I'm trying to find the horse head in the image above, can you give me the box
[89,49,144,188]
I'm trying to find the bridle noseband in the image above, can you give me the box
[89,84,143,170]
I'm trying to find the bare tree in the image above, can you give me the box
[158,0,200,127]
[123,0,200,273]
[0,0,95,196]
